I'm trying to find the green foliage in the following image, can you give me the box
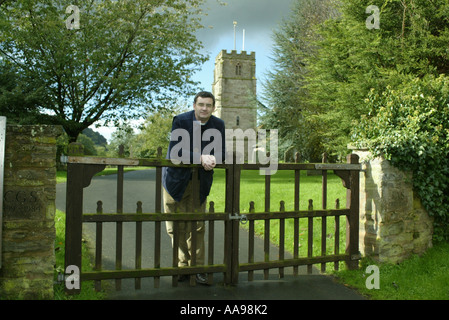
[335,242,449,299]
[0,61,45,124]
[56,128,107,164]
[77,134,98,156]
[353,74,449,242]
[261,0,339,162]
[82,128,107,147]
[106,123,136,158]
[304,0,449,157]
[0,0,207,142]
[132,109,179,158]
[107,106,188,158]
[304,0,449,239]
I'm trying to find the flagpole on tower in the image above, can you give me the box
[233,21,237,51]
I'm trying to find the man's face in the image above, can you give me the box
[193,97,215,123]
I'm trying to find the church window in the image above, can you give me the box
[235,63,242,76]
[236,116,240,126]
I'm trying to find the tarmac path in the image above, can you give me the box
[56,169,365,300]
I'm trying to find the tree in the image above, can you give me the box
[133,105,188,158]
[304,0,449,156]
[260,0,340,161]
[0,0,208,142]
[0,0,12,7]
[82,127,107,147]
[0,61,45,124]
[107,122,137,158]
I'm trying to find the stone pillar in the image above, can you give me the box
[353,148,433,264]
[0,125,62,299]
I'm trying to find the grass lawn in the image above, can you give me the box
[54,166,148,299]
[208,168,348,263]
[333,242,449,300]
[208,168,449,300]
[53,209,107,300]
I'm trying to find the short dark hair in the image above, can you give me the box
[194,91,215,106]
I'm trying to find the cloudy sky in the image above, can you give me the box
[192,0,295,94]
[94,0,296,140]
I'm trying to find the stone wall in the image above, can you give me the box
[212,50,257,132]
[354,148,433,264]
[212,50,257,161]
[0,125,62,299]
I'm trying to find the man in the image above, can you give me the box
[162,91,225,285]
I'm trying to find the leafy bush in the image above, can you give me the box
[353,74,449,242]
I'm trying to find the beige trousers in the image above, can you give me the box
[163,181,206,267]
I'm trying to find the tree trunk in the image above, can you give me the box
[64,125,81,143]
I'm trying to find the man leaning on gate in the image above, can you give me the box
[162,91,226,285]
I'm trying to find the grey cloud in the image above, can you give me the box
[197,0,294,50]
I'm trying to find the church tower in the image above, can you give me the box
[212,50,257,161]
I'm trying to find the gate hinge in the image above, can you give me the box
[229,213,248,225]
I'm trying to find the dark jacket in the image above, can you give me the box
[162,110,226,204]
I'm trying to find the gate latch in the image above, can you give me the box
[229,213,248,225]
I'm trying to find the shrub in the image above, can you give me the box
[353,74,449,242]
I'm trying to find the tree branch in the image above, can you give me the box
[401,0,408,44]
[81,8,147,106]
[81,7,150,121]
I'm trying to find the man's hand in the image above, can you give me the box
[201,155,216,171]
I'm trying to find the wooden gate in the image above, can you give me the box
[229,153,361,284]
[63,150,361,294]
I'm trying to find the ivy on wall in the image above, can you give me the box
[353,74,449,242]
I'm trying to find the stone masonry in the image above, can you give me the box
[0,125,62,299]
[212,50,257,161]
[353,148,433,264]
